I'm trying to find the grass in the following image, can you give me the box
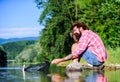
[57,47,120,66]
[105,47,120,64]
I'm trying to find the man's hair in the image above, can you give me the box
[71,22,89,30]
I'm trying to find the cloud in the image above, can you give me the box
[0,26,44,39]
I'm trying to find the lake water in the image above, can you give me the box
[0,65,120,82]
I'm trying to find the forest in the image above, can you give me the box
[0,40,36,61]
[34,0,120,63]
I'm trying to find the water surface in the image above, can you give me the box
[0,65,120,82]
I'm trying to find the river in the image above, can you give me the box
[0,65,120,82]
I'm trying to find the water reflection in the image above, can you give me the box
[51,73,66,82]
[51,70,107,82]
[22,65,26,81]
[85,71,107,82]
[0,69,18,82]
[0,67,40,82]
[1,65,120,82]
[65,70,84,82]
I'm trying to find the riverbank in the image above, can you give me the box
[55,60,120,71]
[54,47,120,70]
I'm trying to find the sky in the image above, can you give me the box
[0,0,44,39]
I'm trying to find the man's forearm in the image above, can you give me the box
[62,54,72,61]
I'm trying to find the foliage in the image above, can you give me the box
[1,40,36,60]
[76,0,120,47]
[35,0,76,61]
[15,42,41,63]
[0,46,4,51]
[106,47,120,64]
[0,46,7,67]
[35,0,120,61]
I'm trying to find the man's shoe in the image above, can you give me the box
[93,65,105,70]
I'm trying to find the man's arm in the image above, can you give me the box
[51,54,72,64]
[62,54,72,61]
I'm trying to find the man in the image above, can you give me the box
[51,22,108,69]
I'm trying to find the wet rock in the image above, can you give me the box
[81,64,120,71]
[24,61,50,72]
[66,62,82,71]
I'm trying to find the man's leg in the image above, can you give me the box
[71,43,103,66]
[81,49,104,66]
[71,43,80,62]
[66,43,82,71]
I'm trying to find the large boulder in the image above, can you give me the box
[24,61,50,72]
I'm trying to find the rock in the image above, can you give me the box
[66,62,82,71]
[24,61,50,72]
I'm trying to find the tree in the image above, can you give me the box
[0,46,7,67]
[35,0,120,62]
[35,0,76,61]
[76,0,120,47]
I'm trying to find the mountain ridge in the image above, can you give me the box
[0,37,39,44]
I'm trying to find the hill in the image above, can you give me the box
[1,40,37,60]
[0,37,38,44]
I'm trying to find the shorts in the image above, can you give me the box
[81,49,104,66]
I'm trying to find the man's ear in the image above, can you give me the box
[79,27,82,31]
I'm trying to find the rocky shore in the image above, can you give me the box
[81,64,120,70]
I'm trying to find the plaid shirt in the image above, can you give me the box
[72,30,108,62]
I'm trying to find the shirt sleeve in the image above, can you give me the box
[72,33,90,57]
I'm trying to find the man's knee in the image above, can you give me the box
[71,43,78,51]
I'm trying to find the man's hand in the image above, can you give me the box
[51,54,73,64]
[51,58,63,64]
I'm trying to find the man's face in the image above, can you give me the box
[72,26,81,40]
[73,26,81,35]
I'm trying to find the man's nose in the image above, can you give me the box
[73,31,76,34]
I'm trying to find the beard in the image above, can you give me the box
[70,30,81,42]
[74,33,81,42]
